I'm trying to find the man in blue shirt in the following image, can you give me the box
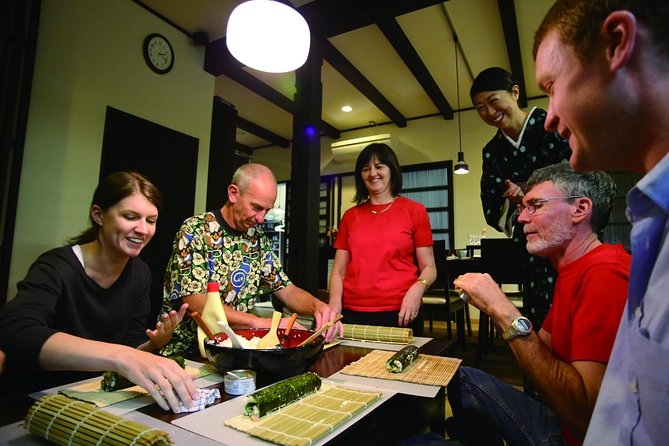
[533,1,669,444]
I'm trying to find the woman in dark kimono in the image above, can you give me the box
[471,67,571,330]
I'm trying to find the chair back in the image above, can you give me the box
[433,240,481,289]
[431,240,449,290]
[480,238,523,286]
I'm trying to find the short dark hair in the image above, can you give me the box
[353,143,403,204]
[533,0,669,63]
[69,171,162,245]
[527,162,616,233]
[470,67,515,103]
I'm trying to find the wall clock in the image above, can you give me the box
[143,33,174,74]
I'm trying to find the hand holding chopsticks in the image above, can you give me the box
[298,314,344,347]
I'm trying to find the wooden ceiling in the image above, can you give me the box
[136,0,556,149]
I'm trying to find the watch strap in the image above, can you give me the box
[502,317,532,341]
[501,324,518,341]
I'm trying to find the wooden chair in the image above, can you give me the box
[477,238,525,366]
[422,240,472,347]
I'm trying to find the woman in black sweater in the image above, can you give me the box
[0,172,197,412]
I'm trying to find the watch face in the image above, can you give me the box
[143,33,174,74]
[517,318,532,331]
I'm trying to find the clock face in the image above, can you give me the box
[143,33,174,74]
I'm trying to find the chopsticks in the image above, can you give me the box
[190,310,216,341]
[297,314,343,347]
[281,313,298,347]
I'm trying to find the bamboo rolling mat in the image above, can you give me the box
[226,384,382,446]
[340,324,412,344]
[340,350,462,387]
[24,394,173,446]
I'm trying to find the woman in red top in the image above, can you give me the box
[329,143,436,335]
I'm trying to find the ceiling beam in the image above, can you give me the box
[236,116,290,148]
[298,0,449,38]
[322,40,407,128]
[204,38,340,139]
[378,18,453,120]
[234,141,253,155]
[498,0,527,108]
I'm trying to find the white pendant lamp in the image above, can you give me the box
[454,151,469,174]
[226,0,311,73]
[452,34,469,175]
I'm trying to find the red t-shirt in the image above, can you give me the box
[334,196,433,312]
[542,243,630,445]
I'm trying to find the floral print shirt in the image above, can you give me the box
[161,209,290,355]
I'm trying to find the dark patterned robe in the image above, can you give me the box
[480,107,572,328]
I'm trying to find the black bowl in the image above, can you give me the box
[204,327,325,378]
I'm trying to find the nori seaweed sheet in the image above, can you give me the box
[243,372,321,419]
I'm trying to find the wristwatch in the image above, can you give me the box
[502,317,533,341]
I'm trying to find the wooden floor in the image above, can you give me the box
[424,318,524,435]
[425,319,524,388]
[425,320,523,436]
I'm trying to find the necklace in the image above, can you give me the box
[369,196,397,214]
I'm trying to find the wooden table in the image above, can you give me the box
[0,338,455,444]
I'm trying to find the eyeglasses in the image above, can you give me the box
[516,196,582,216]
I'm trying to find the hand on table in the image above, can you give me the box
[115,348,199,413]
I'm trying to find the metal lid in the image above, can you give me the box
[225,369,256,380]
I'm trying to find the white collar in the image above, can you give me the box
[502,106,537,148]
[71,244,85,267]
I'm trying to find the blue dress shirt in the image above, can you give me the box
[585,153,669,445]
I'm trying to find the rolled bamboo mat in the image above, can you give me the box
[24,394,173,445]
[226,384,381,446]
[341,324,412,344]
[340,349,462,387]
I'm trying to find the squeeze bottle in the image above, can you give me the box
[197,282,228,358]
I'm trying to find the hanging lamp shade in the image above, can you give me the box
[454,151,469,175]
[226,0,311,73]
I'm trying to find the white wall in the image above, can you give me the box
[254,98,550,249]
[7,0,551,301]
[7,0,215,299]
